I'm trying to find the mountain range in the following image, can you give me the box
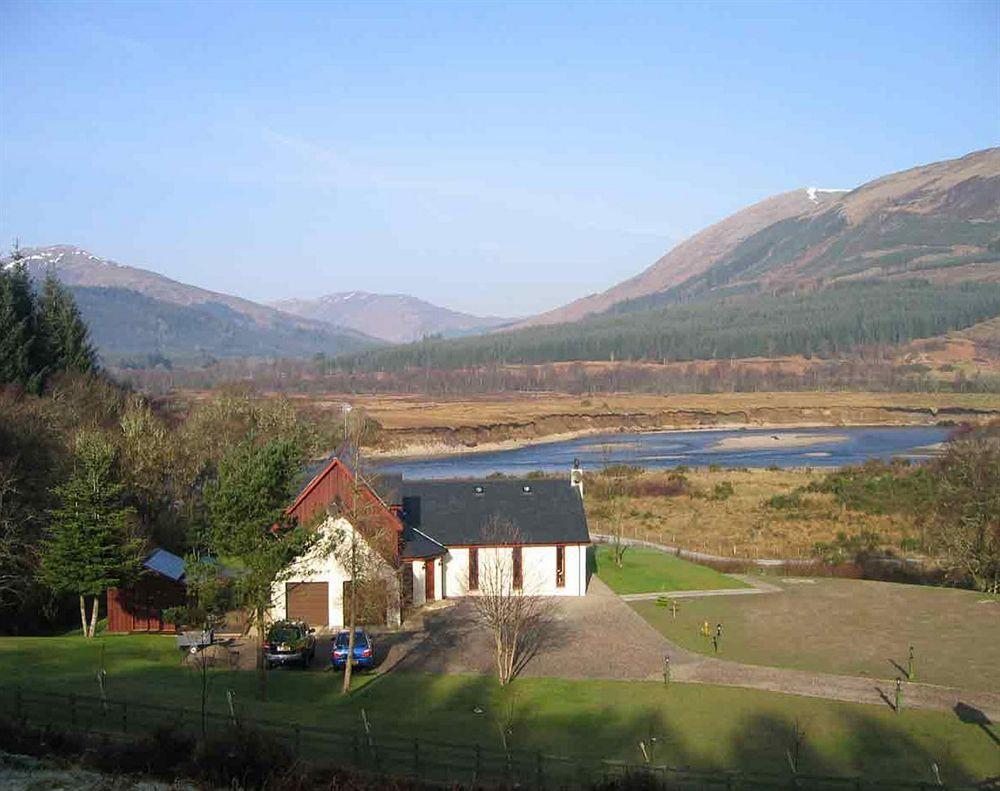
[7,147,998,369]
[7,246,380,364]
[515,147,999,328]
[4,247,508,363]
[342,147,1000,371]
[271,292,510,343]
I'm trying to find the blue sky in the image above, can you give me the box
[1,1,996,316]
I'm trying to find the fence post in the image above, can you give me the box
[70,693,77,728]
[14,686,22,723]
[294,724,301,757]
[412,738,419,778]
[474,744,481,784]
[536,751,543,788]
[352,731,359,765]
[121,701,128,733]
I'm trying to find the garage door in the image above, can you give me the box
[286,582,328,626]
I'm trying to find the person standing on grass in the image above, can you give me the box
[716,623,723,639]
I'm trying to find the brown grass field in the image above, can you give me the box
[584,468,919,559]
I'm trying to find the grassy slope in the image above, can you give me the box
[1,635,997,782]
[631,578,1000,693]
[593,545,748,594]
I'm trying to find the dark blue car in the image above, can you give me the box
[330,629,375,671]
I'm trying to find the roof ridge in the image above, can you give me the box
[408,525,448,549]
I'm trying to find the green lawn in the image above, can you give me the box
[632,577,1000,693]
[2,634,997,783]
[593,544,749,594]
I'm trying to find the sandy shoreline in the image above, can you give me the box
[710,432,850,451]
[367,420,939,461]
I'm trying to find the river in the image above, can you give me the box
[376,425,952,479]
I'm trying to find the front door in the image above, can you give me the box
[424,560,435,601]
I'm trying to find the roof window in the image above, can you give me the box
[473,485,485,496]
[521,484,532,494]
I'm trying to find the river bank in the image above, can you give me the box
[373,425,951,479]
[362,391,1000,459]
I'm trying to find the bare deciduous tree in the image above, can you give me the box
[0,461,37,611]
[598,444,629,568]
[327,407,399,695]
[468,518,550,686]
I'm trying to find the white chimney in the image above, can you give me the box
[570,458,583,497]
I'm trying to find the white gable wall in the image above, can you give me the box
[272,516,399,629]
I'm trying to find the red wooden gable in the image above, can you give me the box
[286,457,402,561]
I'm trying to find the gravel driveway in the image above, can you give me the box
[398,577,674,680]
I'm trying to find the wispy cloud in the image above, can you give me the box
[262,129,678,241]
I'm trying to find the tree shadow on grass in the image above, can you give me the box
[727,712,839,779]
[954,701,1000,748]
[839,707,990,786]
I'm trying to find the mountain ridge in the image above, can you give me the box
[7,246,380,363]
[340,147,1000,373]
[271,291,511,343]
[513,147,1000,328]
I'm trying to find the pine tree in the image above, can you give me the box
[0,244,42,391]
[204,437,317,697]
[38,271,97,374]
[39,430,144,638]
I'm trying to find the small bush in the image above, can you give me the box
[629,473,690,498]
[193,725,295,789]
[85,723,195,776]
[767,491,803,510]
[708,464,722,473]
[601,464,644,478]
[812,531,882,565]
[710,481,735,501]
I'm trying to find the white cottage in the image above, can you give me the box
[272,457,591,630]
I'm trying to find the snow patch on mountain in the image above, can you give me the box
[806,187,849,204]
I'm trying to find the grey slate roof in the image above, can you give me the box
[143,548,185,582]
[400,525,448,559]
[399,479,589,547]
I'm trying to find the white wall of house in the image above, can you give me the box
[272,516,399,629]
[408,557,445,604]
[410,560,426,607]
[442,544,588,597]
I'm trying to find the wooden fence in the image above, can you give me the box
[0,685,979,790]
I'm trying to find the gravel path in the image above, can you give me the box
[620,574,783,601]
